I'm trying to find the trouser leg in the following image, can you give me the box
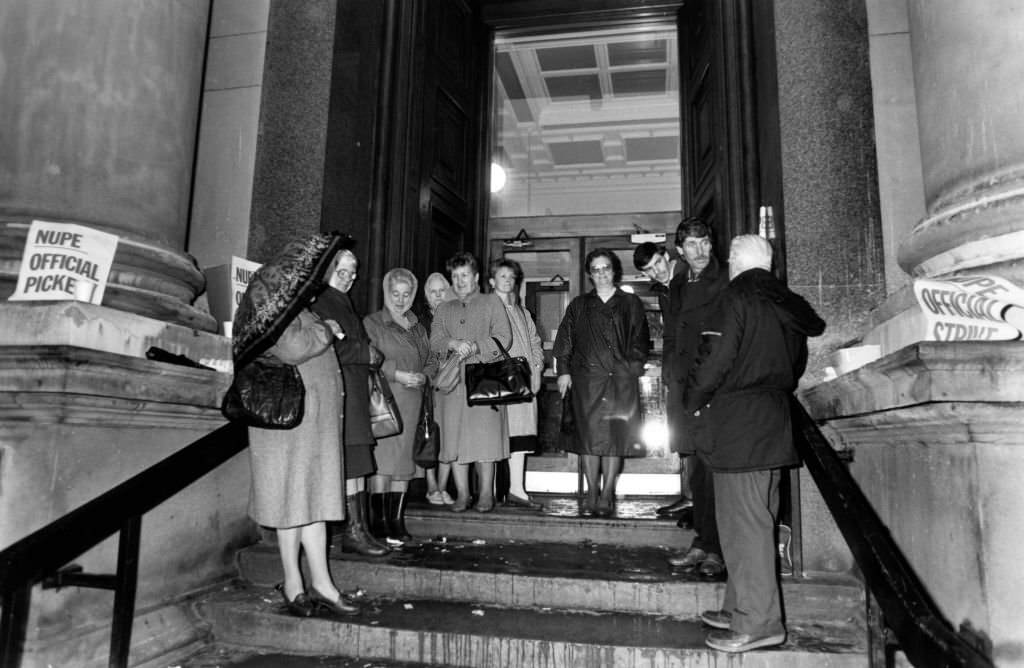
[690,452,721,555]
[714,468,784,637]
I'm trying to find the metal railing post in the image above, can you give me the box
[108,516,142,668]
[0,583,32,668]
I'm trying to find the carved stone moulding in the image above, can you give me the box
[0,221,217,331]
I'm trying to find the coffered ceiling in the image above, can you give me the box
[493,26,681,184]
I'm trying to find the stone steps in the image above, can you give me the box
[195,496,868,667]
[195,582,867,668]
[237,541,864,626]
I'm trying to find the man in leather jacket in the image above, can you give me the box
[683,235,825,653]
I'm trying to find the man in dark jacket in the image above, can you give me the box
[663,218,729,577]
[683,235,825,652]
[633,241,692,519]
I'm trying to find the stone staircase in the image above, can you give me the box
[189,495,869,667]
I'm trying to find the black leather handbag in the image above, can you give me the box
[413,382,440,468]
[221,353,305,429]
[465,337,533,407]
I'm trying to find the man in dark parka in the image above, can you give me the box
[683,235,825,653]
[663,218,729,577]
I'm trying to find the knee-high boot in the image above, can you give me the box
[340,492,388,556]
[386,491,412,542]
[368,492,389,539]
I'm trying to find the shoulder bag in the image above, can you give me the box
[221,353,305,429]
[413,381,440,468]
[368,367,403,439]
[465,337,533,407]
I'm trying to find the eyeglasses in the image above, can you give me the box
[590,265,613,275]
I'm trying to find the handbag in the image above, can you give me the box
[413,382,440,469]
[221,353,305,429]
[560,387,575,436]
[465,337,533,407]
[368,367,403,439]
[434,351,461,394]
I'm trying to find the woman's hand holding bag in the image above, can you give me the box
[464,337,533,407]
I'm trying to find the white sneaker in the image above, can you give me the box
[426,491,445,505]
[440,491,455,505]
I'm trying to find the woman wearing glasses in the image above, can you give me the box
[553,248,650,517]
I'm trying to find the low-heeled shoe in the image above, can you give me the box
[505,493,543,510]
[698,552,726,579]
[705,630,786,653]
[675,506,694,530]
[700,609,732,629]
[667,546,706,569]
[308,587,360,617]
[276,584,316,618]
[656,496,693,516]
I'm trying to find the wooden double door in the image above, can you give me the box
[374,0,785,293]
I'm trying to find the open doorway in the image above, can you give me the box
[486,22,684,496]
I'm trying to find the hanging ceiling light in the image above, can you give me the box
[490,162,507,194]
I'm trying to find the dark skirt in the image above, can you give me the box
[345,442,376,479]
[510,434,538,454]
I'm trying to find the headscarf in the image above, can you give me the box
[423,272,452,310]
[231,232,351,368]
[382,267,418,316]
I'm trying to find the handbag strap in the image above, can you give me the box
[491,336,513,360]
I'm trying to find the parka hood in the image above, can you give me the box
[733,268,825,338]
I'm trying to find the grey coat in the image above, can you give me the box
[248,310,346,528]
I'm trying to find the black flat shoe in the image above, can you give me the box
[275,583,316,618]
[308,587,360,617]
[505,493,543,510]
[656,496,693,516]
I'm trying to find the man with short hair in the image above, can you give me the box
[662,217,729,578]
[684,235,825,652]
[632,242,692,520]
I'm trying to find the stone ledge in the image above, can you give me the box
[802,341,1024,420]
[0,346,231,421]
[0,302,232,372]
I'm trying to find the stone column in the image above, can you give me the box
[0,0,216,330]
[898,0,1024,282]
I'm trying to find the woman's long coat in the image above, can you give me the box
[248,310,346,528]
[553,289,650,457]
[363,308,435,479]
[504,302,544,437]
[430,290,512,464]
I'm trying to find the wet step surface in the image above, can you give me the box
[190,582,866,668]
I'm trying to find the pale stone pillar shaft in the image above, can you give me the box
[0,0,215,329]
[899,0,1024,281]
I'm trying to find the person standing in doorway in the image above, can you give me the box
[684,235,825,652]
[663,217,730,578]
[553,248,650,518]
[633,241,692,525]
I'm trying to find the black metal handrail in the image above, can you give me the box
[791,397,993,668]
[0,421,248,668]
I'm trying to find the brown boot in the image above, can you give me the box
[340,492,388,556]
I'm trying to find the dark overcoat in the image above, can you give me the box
[553,289,650,457]
[683,268,825,472]
[662,255,729,454]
